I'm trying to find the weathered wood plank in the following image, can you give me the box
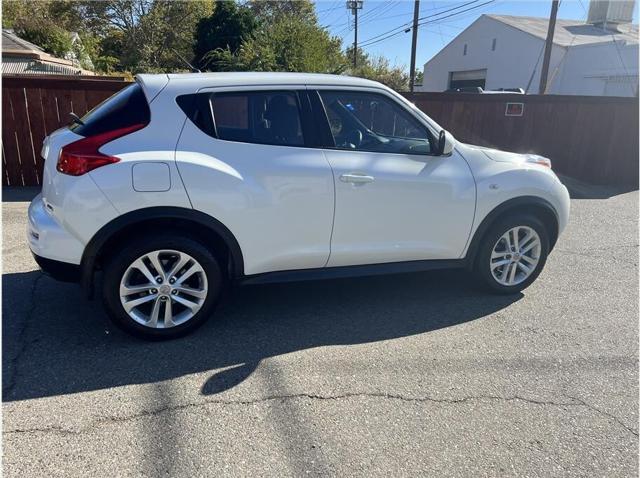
[7,87,39,186]
[25,88,48,176]
[2,90,22,186]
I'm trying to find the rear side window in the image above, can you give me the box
[71,83,150,137]
[178,90,305,147]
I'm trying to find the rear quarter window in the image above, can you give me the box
[71,83,150,137]
[177,90,306,147]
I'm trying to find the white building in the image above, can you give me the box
[417,2,639,96]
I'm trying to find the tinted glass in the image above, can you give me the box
[176,93,215,136]
[71,83,150,137]
[211,91,304,147]
[319,91,432,155]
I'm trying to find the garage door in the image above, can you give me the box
[449,69,487,89]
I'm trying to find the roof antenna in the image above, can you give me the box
[172,49,201,73]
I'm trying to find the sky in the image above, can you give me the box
[315,0,639,70]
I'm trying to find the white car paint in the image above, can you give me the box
[175,118,335,274]
[28,72,570,282]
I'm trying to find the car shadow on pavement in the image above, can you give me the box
[2,268,522,401]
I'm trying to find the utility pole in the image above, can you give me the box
[539,0,559,94]
[409,0,420,92]
[347,1,364,68]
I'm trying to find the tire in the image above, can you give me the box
[474,214,550,294]
[102,234,223,340]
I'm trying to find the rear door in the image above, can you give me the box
[175,87,335,275]
[310,87,476,267]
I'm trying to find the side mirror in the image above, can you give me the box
[437,130,455,156]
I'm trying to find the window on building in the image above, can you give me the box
[463,43,468,55]
[492,38,497,51]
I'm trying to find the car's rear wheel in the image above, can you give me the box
[102,235,222,339]
[474,215,550,294]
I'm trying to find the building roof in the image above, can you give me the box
[2,29,94,75]
[2,57,92,76]
[2,29,47,54]
[486,14,639,47]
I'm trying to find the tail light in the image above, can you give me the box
[56,123,145,176]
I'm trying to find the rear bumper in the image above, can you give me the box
[28,193,84,264]
[32,253,81,283]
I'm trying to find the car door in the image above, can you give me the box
[310,87,475,267]
[175,87,335,275]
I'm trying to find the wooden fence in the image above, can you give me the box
[404,92,639,188]
[2,75,638,187]
[2,75,127,186]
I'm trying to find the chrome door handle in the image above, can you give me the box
[340,173,375,184]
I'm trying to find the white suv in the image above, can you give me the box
[28,73,570,339]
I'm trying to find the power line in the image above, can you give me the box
[329,1,400,31]
[358,0,481,46]
[316,1,343,15]
[359,0,495,48]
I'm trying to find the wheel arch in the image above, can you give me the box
[81,207,244,298]
[465,196,559,267]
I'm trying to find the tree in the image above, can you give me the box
[5,0,212,73]
[194,1,257,70]
[248,0,316,23]
[414,70,424,87]
[90,0,212,73]
[135,0,213,72]
[345,47,410,91]
[11,18,73,58]
[3,0,83,58]
[206,1,344,74]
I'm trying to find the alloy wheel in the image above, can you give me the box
[119,250,208,328]
[489,226,541,286]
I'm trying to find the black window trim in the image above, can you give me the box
[309,88,440,157]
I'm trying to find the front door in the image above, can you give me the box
[313,88,476,267]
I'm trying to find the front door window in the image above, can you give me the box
[319,91,433,155]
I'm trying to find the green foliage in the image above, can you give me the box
[199,0,343,74]
[2,0,410,85]
[99,0,213,73]
[247,0,317,23]
[241,16,344,72]
[13,18,74,58]
[345,47,410,91]
[194,1,257,70]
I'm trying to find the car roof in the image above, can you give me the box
[137,72,387,95]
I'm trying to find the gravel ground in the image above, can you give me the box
[2,185,638,477]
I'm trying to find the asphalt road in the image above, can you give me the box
[3,185,638,477]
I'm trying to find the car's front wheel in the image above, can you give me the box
[102,234,222,339]
[474,214,550,294]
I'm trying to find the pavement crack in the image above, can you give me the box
[3,272,43,400]
[6,392,637,437]
[564,395,639,437]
